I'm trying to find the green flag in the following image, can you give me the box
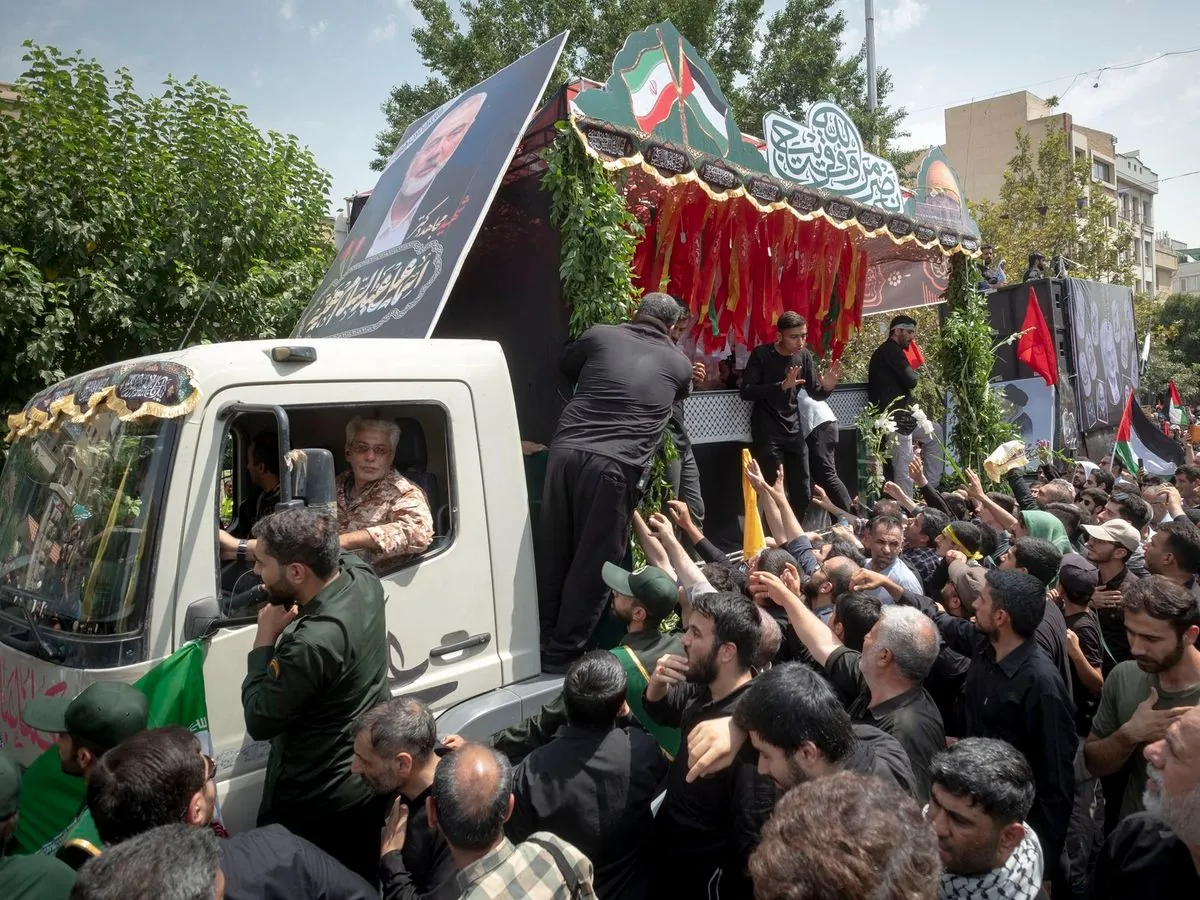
[14,640,212,855]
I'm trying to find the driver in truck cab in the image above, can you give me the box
[219,416,433,571]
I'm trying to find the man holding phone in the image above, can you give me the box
[240,508,391,883]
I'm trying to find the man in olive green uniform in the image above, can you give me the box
[18,681,148,861]
[0,751,77,899]
[242,508,390,884]
[487,562,683,761]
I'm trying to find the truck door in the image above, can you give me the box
[174,380,501,830]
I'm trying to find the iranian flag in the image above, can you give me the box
[1113,388,1184,477]
[1169,381,1191,427]
[622,45,679,134]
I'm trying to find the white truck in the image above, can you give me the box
[0,338,562,832]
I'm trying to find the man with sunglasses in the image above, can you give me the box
[220,416,434,573]
[85,726,378,899]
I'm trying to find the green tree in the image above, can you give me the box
[1135,291,1200,404]
[372,0,910,171]
[974,129,1134,285]
[0,43,334,419]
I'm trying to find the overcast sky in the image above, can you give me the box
[2,0,1198,241]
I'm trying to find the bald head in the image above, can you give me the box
[430,743,513,852]
[825,556,861,598]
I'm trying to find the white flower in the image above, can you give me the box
[875,417,898,434]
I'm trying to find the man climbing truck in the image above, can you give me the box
[0,339,561,832]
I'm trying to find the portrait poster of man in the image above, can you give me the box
[294,31,568,340]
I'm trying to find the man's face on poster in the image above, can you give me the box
[399,93,487,199]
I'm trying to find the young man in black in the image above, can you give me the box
[644,592,776,900]
[867,314,920,496]
[740,311,840,521]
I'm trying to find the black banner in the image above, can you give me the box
[294,32,568,339]
[1068,278,1138,431]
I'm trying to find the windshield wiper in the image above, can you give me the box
[0,584,65,662]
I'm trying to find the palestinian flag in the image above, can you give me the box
[1169,381,1191,427]
[680,56,729,155]
[622,44,679,134]
[1114,388,1184,477]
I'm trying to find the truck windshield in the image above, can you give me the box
[0,411,176,668]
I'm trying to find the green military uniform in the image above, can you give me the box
[1,751,77,899]
[241,552,390,824]
[491,628,684,761]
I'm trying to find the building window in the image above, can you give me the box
[1093,161,1112,182]
[1144,241,1152,262]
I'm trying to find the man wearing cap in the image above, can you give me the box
[18,681,149,857]
[0,751,77,899]
[486,562,684,762]
[1083,519,1143,673]
[868,315,920,496]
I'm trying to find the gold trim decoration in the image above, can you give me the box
[5,360,201,442]
[570,115,980,260]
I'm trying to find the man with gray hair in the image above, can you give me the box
[221,415,433,572]
[752,568,945,803]
[351,697,456,898]
[429,743,596,899]
[538,292,693,672]
[70,824,223,900]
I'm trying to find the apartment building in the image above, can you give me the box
[942,90,1160,291]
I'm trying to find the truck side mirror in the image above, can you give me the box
[183,597,222,642]
[282,448,337,517]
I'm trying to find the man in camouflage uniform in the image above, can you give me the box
[222,416,433,572]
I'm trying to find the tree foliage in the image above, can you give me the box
[0,43,334,418]
[372,0,911,171]
[1135,291,1200,404]
[974,129,1134,285]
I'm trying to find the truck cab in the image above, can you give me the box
[0,338,560,832]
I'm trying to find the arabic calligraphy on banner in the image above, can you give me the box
[763,103,903,214]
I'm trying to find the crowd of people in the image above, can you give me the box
[4,295,1200,899]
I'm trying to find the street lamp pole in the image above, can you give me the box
[865,0,878,113]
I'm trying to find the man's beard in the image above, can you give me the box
[687,642,721,686]
[263,575,298,605]
[1133,638,1185,674]
[941,830,1005,877]
[1144,766,1200,845]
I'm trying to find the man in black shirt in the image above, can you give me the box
[643,592,776,900]
[999,536,1074,691]
[751,568,944,802]
[538,293,692,672]
[508,651,667,900]
[1057,554,1105,737]
[867,315,920,496]
[741,311,840,520]
[1083,519,1143,672]
[896,568,1078,881]
[1090,706,1200,895]
[665,301,707,538]
[350,697,456,899]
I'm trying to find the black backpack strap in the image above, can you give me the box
[527,836,580,899]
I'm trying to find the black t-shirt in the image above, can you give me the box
[1065,609,1104,737]
[739,344,824,444]
[1090,812,1200,897]
[552,322,692,470]
[867,339,918,420]
[1098,568,1139,673]
[218,825,378,900]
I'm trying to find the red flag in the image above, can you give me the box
[1016,287,1058,386]
[905,339,926,369]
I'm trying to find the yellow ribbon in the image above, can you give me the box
[942,524,982,560]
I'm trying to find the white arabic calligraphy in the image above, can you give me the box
[763,102,903,213]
